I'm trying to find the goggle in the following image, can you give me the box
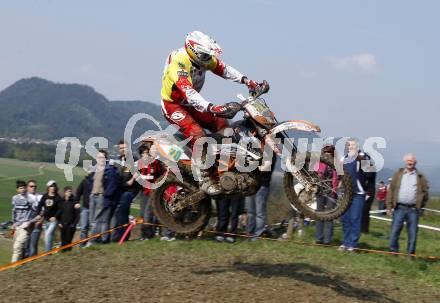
[197,52,212,62]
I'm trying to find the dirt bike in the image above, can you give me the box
[147,82,353,235]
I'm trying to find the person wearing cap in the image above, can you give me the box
[37,180,63,251]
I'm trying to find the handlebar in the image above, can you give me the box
[249,80,270,98]
[217,80,270,119]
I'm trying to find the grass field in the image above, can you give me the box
[0,227,439,302]
[0,157,86,222]
[0,158,439,302]
[0,158,86,264]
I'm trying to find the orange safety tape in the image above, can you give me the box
[2,219,438,272]
[139,221,440,261]
[0,223,130,272]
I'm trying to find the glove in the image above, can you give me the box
[243,78,270,97]
[207,103,240,119]
[208,104,229,115]
[242,77,258,89]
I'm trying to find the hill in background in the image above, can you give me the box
[0,77,166,143]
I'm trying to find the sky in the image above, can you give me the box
[0,0,439,166]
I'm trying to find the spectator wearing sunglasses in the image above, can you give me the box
[25,180,43,257]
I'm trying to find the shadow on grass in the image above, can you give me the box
[193,262,398,303]
[357,241,390,252]
[368,231,388,239]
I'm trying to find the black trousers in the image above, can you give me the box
[60,225,76,251]
[361,194,375,233]
[216,197,242,237]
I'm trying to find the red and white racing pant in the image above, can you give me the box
[162,101,229,147]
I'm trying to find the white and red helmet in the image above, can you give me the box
[185,31,222,65]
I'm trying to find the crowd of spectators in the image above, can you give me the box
[316,139,429,257]
[9,138,430,262]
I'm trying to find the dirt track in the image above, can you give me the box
[0,240,438,303]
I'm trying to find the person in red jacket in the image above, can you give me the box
[136,142,163,240]
[376,181,387,216]
[136,142,177,241]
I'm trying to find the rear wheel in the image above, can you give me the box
[151,174,212,235]
[283,152,353,221]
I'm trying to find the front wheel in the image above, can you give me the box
[283,153,353,221]
[150,174,212,235]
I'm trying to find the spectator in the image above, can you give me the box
[315,145,339,245]
[159,187,177,242]
[245,155,276,241]
[37,180,62,251]
[136,140,175,242]
[75,167,93,246]
[361,162,377,234]
[376,181,387,216]
[25,180,43,257]
[215,197,243,243]
[387,153,429,255]
[87,149,121,244]
[56,186,80,251]
[112,140,140,242]
[137,142,163,240]
[11,180,33,262]
[339,139,375,252]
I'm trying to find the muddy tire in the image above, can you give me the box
[151,174,212,235]
[283,153,353,221]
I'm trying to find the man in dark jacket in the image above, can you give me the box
[245,153,276,240]
[361,165,377,233]
[57,186,80,251]
[75,168,93,246]
[339,139,376,252]
[387,153,429,254]
[87,149,121,244]
[111,140,140,242]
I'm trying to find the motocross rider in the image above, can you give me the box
[161,30,263,195]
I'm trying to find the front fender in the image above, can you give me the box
[270,120,321,134]
[264,120,321,156]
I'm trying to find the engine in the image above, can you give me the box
[219,172,260,196]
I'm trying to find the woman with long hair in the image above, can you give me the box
[37,180,62,251]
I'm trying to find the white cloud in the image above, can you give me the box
[329,53,377,72]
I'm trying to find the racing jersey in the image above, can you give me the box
[161,48,245,112]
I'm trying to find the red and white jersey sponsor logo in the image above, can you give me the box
[170,111,186,122]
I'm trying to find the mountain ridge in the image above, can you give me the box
[0,77,165,143]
